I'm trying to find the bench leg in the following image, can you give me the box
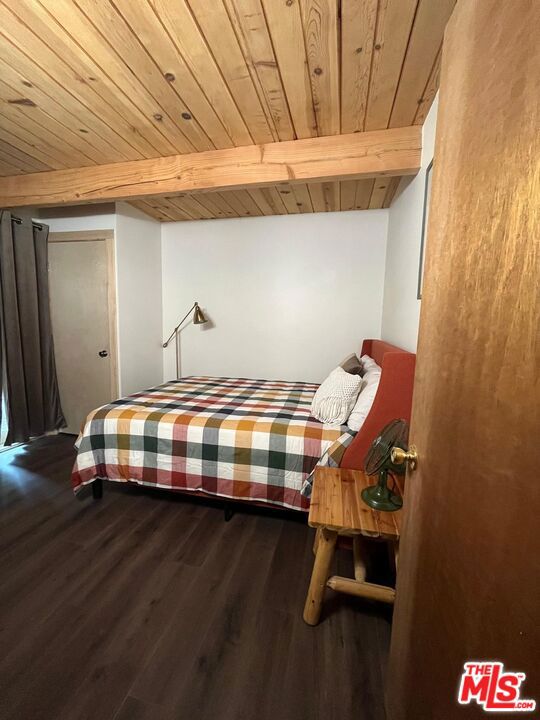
[92,479,103,500]
[303,528,338,626]
[312,528,321,555]
[353,535,368,582]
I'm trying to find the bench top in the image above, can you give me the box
[308,467,402,539]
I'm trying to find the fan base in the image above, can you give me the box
[361,484,403,512]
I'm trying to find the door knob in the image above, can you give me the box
[98,350,109,358]
[391,445,418,470]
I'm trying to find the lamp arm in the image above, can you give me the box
[163,302,197,348]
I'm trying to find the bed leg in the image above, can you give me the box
[92,479,103,500]
[224,503,235,522]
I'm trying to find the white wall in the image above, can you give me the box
[381,94,439,351]
[39,212,116,233]
[115,203,163,395]
[161,210,388,383]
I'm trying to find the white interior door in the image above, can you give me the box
[49,237,116,435]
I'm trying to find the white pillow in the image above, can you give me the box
[347,357,382,431]
[311,367,363,426]
[361,354,379,371]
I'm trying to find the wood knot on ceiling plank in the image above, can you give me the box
[8,98,36,107]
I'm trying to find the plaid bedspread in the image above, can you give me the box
[72,376,353,511]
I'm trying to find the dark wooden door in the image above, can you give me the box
[385,1,539,718]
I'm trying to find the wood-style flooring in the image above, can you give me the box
[0,435,391,720]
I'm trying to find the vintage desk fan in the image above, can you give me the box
[362,419,417,512]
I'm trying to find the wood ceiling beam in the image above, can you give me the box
[0,126,421,208]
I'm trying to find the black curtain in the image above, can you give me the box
[0,211,65,445]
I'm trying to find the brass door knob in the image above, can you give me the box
[391,445,418,470]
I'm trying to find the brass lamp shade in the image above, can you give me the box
[163,300,209,349]
[193,303,208,325]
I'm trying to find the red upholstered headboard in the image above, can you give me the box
[340,339,416,470]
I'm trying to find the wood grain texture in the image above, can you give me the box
[389,0,455,128]
[386,1,540,717]
[0,0,451,217]
[223,0,296,141]
[0,435,391,720]
[291,183,315,213]
[339,180,357,211]
[369,177,393,209]
[354,179,376,210]
[340,0,378,133]
[0,0,147,160]
[129,0,251,146]
[300,0,341,136]
[0,154,24,176]
[140,175,394,220]
[413,46,442,126]
[0,51,132,163]
[5,0,186,157]
[364,0,418,131]
[74,0,226,151]
[0,126,421,207]
[309,468,401,539]
[0,139,50,173]
[273,184,299,214]
[0,79,94,167]
[307,181,340,212]
[187,0,275,143]
[382,177,401,208]
[261,0,317,138]
[0,54,125,163]
[304,468,400,625]
[303,526,338,624]
[327,576,395,604]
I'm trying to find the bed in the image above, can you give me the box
[72,339,415,511]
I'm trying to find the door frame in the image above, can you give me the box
[48,229,119,400]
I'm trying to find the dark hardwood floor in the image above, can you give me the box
[0,435,391,720]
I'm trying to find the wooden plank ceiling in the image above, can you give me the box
[0,0,454,222]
